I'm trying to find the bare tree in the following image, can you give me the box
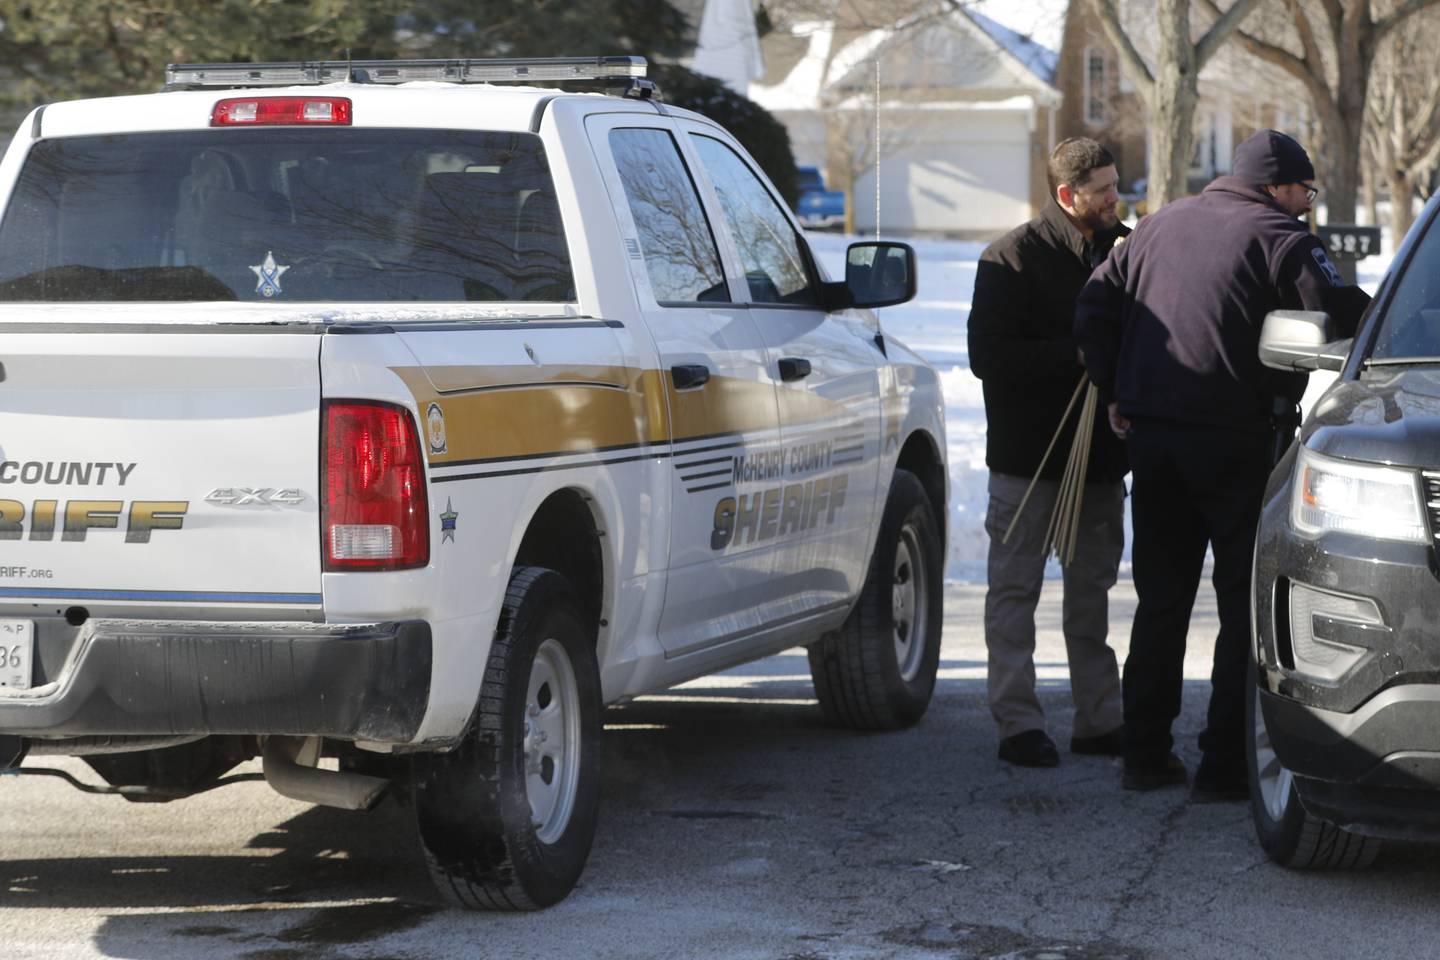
[826,96,911,236]
[1089,0,1266,209]
[1208,0,1440,232]
[824,51,934,235]
[1362,8,1440,242]
[1360,134,1381,226]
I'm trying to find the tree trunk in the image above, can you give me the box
[1145,0,1201,208]
[1145,79,1199,208]
[833,161,858,236]
[1361,164,1378,227]
[826,132,862,236]
[1388,168,1415,242]
[1326,130,1362,226]
[1304,87,1363,280]
[1328,74,1367,229]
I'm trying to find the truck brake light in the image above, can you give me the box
[212,97,352,126]
[323,401,429,571]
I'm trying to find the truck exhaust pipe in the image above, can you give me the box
[262,735,388,811]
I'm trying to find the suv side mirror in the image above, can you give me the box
[1259,310,1351,372]
[824,241,917,312]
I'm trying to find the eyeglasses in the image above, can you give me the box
[1299,182,1319,203]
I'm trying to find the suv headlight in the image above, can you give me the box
[1291,447,1427,543]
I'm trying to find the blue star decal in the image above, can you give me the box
[249,251,290,298]
[440,498,458,543]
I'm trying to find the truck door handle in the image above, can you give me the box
[670,364,710,390]
[778,357,812,381]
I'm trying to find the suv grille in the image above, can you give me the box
[1421,472,1440,541]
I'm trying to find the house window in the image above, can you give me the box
[1085,48,1106,125]
[1190,115,1219,176]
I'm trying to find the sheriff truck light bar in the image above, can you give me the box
[165,56,649,89]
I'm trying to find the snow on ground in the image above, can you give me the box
[808,233,994,582]
[808,230,1395,584]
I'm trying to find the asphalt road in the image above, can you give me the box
[5,582,1440,960]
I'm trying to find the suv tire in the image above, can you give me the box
[1247,656,1380,869]
[413,566,602,909]
[807,468,942,730]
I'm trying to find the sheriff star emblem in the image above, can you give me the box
[249,251,290,298]
[440,498,458,543]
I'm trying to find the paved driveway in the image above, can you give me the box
[4,582,1440,959]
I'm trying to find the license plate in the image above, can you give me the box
[0,619,34,691]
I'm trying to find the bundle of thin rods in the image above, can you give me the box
[1001,373,1097,566]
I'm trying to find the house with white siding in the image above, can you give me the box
[673,0,765,94]
[749,0,1064,237]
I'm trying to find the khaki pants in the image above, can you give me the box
[983,471,1125,741]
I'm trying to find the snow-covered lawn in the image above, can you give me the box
[807,231,1393,583]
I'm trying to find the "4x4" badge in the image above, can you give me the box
[204,488,307,506]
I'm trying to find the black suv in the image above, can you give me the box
[1250,201,1440,868]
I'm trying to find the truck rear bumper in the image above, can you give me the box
[0,619,431,742]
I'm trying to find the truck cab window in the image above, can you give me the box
[607,128,728,305]
[689,135,817,307]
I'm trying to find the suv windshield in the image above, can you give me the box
[1369,216,1440,360]
[0,129,575,303]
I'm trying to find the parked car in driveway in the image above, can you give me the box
[796,165,846,229]
[1249,198,1440,869]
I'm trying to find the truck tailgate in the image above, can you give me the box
[0,328,322,616]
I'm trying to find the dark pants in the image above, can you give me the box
[1123,418,1270,771]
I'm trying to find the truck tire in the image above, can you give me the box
[1246,656,1379,869]
[413,566,602,910]
[807,469,942,730]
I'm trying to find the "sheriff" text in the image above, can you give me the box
[0,500,187,542]
[710,474,847,550]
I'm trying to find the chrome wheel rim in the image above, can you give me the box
[1253,680,1293,822]
[892,524,927,683]
[524,638,581,845]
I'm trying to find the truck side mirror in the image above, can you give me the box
[825,241,916,312]
[1259,309,1350,372]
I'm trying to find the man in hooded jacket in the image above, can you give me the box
[1074,129,1370,798]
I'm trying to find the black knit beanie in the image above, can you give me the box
[1232,129,1315,186]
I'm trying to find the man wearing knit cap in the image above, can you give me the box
[1074,129,1370,799]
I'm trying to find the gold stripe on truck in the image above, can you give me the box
[392,365,787,464]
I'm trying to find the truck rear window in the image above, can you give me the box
[0,129,576,302]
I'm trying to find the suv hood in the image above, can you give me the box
[1306,368,1440,467]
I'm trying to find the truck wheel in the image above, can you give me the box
[1246,657,1379,869]
[807,469,942,730]
[413,567,602,910]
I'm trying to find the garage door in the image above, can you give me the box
[854,108,1032,235]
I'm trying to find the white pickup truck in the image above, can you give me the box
[0,57,948,909]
